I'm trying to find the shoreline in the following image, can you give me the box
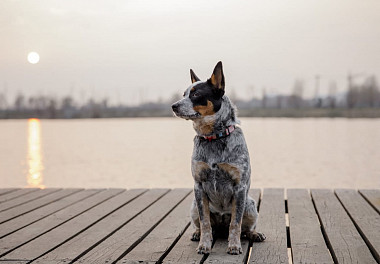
[1,108,380,119]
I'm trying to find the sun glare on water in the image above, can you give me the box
[27,52,40,64]
[27,118,45,188]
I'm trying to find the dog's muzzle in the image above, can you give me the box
[171,103,179,113]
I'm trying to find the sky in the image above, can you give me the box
[1,0,380,105]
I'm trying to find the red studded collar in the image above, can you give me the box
[199,125,236,142]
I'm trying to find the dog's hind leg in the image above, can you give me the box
[190,198,201,241]
[241,195,266,242]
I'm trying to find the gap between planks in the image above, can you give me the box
[0,189,379,264]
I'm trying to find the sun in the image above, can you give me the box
[27,52,40,64]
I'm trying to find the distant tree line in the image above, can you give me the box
[0,93,172,119]
[244,75,380,110]
[0,75,379,119]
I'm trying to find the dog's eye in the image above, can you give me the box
[192,92,200,97]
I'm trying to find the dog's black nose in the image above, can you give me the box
[172,103,179,112]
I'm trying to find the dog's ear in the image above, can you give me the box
[190,69,200,83]
[208,61,225,96]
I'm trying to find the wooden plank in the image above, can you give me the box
[76,189,191,264]
[122,192,194,263]
[0,189,123,257]
[35,189,167,263]
[287,189,333,264]
[248,188,288,264]
[0,189,98,238]
[0,189,142,262]
[311,189,376,264]
[335,189,380,262]
[0,189,19,197]
[204,189,261,264]
[0,188,67,224]
[0,187,378,263]
[0,188,60,213]
[0,188,38,204]
[162,214,205,264]
[359,189,380,214]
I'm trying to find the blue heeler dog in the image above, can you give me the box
[171,62,266,255]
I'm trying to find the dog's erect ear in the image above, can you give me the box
[190,69,200,83]
[208,61,225,95]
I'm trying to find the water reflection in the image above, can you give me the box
[27,118,44,188]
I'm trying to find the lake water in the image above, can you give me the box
[1,118,379,189]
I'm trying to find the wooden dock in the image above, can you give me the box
[0,188,379,264]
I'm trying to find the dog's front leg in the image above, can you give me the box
[228,187,246,255]
[194,182,212,254]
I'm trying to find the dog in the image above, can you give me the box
[171,61,266,255]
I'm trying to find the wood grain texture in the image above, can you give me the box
[0,188,378,264]
[0,188,60,213]
[0,189,97,238]
[359,189,380,214]
[0,189,19,197]
[0,188,38,204]
[335,189,380,262]
[1,189,140,262]
[162,219,205,264]
[35,189,165,263]
[122,192,193,264]
[0,188,63,224]
[287,189,333,264]
[76,189,191,264]
[204,189,261,264]
[0,189,122,258]
[311,189,376,264]
[248,188,288,264]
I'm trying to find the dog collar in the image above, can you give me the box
[199,125,236,142]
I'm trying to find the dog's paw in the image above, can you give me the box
[243,231,266,242]
[252,231,266,242]
[196,242,211,254]
[227,243,242,255]
[191,231,200,241]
